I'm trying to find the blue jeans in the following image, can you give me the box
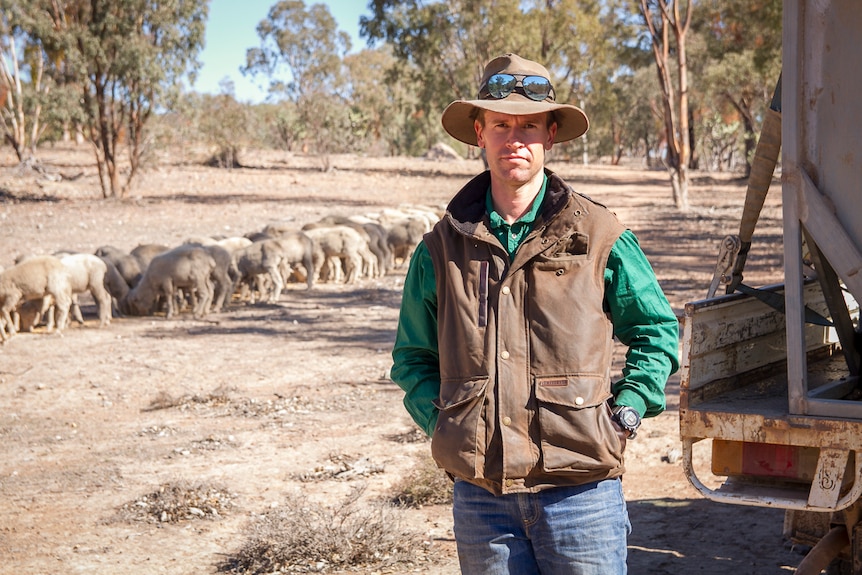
[452,478,631,575]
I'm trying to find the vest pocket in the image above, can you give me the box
[533,374,622,474]
[431,376,489,479]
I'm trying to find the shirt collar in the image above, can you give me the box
[485,174,548,230]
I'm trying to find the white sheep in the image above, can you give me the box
[303,225,376,284]
[0,256,73,343]
[31,253,115,330]
[181,242,236,312]
[232,233,314,304]
[120,245,215,319]
[215,236,253,253]
[315,216,391,278]
[59,253,114,327]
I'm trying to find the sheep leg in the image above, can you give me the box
[40,297,56,332]
[71,294,85,325]
[265,266,284,303]
[51,295,71,336]
[192,278,213,319]
[91,286,112,327]
[0,307,14,341]
[162,280,175,319]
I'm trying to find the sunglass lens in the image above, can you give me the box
[522,76,551,100]
[487,74,517,99]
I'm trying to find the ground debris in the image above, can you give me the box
[294,453,385,482]
[113,479,235,524]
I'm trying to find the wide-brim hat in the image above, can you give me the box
[441,53,589,147]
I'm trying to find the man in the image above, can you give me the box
[390,53,679,574]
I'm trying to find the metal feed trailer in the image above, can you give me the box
[679,1,862,573]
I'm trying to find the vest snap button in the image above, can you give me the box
[501,286,510,295]
[500,350,510,360]
[502,416,511,426]
[575,396,585,406]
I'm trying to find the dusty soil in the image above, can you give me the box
[0,145,805,574]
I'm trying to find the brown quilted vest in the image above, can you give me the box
[424,169,626,495]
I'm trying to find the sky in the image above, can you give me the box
[194,0,371,103]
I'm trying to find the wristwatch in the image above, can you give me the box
[612,405,641,439]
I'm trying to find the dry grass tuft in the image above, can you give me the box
[114,479,235,524]
[390,455,453,508]
[217,488,432,574]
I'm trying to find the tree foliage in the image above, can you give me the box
[2,0,208,198]
[0,0,784,207]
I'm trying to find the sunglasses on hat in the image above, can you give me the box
[479,73,556,102]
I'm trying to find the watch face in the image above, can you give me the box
[620,409,639,428]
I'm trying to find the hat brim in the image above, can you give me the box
[441,96,589,146]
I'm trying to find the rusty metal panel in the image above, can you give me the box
[682,283,833,392]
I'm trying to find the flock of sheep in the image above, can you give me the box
[0,204,442,343]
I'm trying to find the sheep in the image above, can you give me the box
[101,258,130,315]
[182,242,236,312]
[386,217,427,268]
[95,245,144,288]
[130,243,170,271]
[302,225,376,284]
[232,233,315,304]
[316,216,391,278]
[0,255,73,343]
[57,253,113,328]
[120,245,215,319]
[215,236,253,253]
[260,221,296,238]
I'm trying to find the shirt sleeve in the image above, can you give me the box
[604,229,680,418]
[390,241,441,436]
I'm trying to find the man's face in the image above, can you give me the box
[475,111,557,188]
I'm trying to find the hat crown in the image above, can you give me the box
[441,53,589,147]
[478,54,553,98]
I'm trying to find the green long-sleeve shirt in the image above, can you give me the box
[391,185,680,437]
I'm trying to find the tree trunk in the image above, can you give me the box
[640,0,693,211]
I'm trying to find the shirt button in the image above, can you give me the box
[575,396,585,406]
[502,416,511,426]
[501,286,510,295]
[500,350,510,360]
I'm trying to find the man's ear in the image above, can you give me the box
[474,119,485,148]
[546,122,558,150]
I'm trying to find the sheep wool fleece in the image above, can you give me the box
[424,169,627,496]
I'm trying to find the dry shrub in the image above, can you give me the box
[390,455,453,508]
[114,479,235,524]
[218,489,430,574]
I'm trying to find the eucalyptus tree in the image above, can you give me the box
[692,0,781,176]
[533,0,646,164]
[361,0,541,156]
[361,1,645,163]
[244,0,352,162]
[0,5,83,162]
[2,0,209,198]
[0,16,44,162]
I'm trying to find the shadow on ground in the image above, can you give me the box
[627,497,803,574]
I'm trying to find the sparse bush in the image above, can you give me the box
[390,455,453,508]
[218,488,431,574]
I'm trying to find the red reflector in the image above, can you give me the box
[712,440,820,482]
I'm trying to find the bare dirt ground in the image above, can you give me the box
[0,145,805,574]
